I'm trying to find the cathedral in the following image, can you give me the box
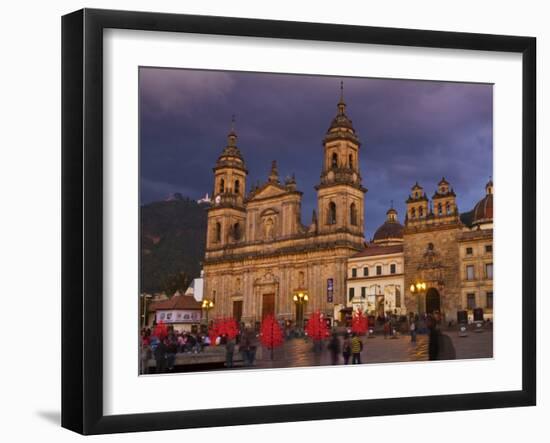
[202,85,493,327]
[203,85,366,327]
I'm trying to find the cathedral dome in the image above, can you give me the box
[472,180,493,226]
[373,207,404,244]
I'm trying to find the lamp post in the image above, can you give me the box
[201,299,214,325]
[140,293,152,328]
[409,281,427,316]
[292,291,309,332]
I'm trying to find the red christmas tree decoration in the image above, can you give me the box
[305,311,329,341]
[260,315,284,360]
[209,318,239,345]
[352,309,368,336]
[153,320,168,340]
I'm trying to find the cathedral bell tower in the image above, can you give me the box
[315,82,367,237]
[206,117,248,249]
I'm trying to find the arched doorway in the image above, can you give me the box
[425,288,441,314]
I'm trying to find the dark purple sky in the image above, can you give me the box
[139,67,493,240]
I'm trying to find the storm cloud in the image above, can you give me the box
[140,68,492,239]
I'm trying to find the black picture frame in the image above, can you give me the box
[62,8,536,435]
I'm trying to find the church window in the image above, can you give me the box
[219,179,225,194]
[233,222,241,241]
[328,202,337,224]
[437,203,443,215]
[419,206,424,217]
[350,203,357,225]
[331,152,338,168]
[234,179,240,194]
[411,207,416,218]
[215,222,221,242]
[349,154,353,169]
[446,201,451,214]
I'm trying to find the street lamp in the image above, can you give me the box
[292,291,309,332]
[140,293,153,328]
[202,299,214,324]
[410,281,427,316]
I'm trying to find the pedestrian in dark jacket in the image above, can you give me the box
[328,332,341,365]
[342,335,351,364]
[154,339,167,373]
[225,335,235,368]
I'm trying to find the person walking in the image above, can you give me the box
[153,337,167,374]
[410,320,417,343]
[383,321,390,339]
[328,332,341,365]
[342,334,351,365]
[351,333,363,364]
[225,335,235,368]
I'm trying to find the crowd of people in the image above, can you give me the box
[140,314,459,374]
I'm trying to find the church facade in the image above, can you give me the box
[202,87,367,327]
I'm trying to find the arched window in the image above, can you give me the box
[437,203,442,215]
[419,206,424,217]
[233,222,241,240]
[331,153,338,168]
[411,207,416,218]
[350,203,357,225]
[215,222,221,242]
[348,154,353,169]
[328,202,337,224]
[446,202,451,214]
[219,179,225,194]
[234,180,240,194]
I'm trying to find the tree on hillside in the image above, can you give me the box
[161,271,191,298]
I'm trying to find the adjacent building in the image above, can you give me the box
[346,207,406,318]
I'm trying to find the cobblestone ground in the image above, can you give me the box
[250,328,493,369]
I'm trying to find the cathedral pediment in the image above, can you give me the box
[247,183,289,202]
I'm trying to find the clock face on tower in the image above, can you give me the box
[215,195,221,204]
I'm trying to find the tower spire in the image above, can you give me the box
[338,80,346,115]
[227,114,237,147]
